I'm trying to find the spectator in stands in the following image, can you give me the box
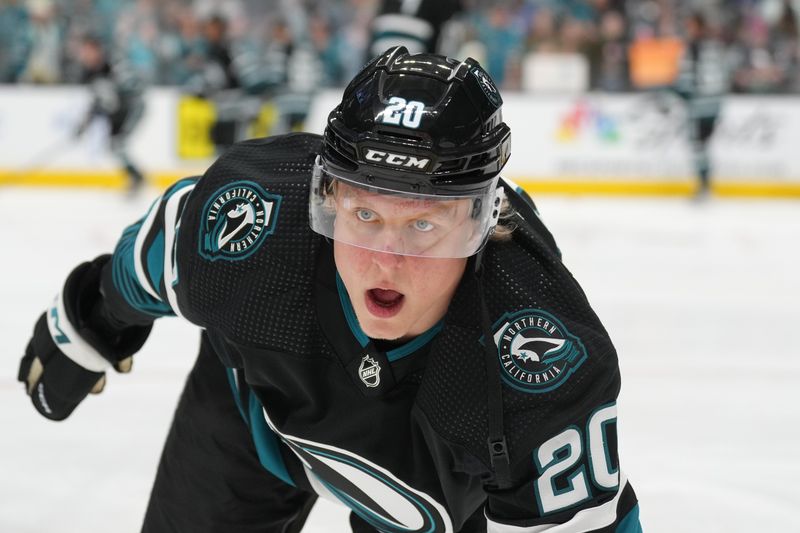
[0,0,33,82]
[586,8,630,91]
[527,6,559,52]
[3,0,800,96]
[729,11,786,92]
[19,0,63,84]
[771,0,800,91]
[472,4,526,88]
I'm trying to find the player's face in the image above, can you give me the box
[332,186,469,341]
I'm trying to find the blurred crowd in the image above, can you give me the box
[1,0,799,94]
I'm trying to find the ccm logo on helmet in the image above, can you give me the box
[363,149,431,171]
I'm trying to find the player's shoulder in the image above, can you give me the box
[171,133,323,336]
[417,206,619,468]
[182,132,323,245]
[203,132,323,185]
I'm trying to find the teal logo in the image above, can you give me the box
[199,181,280,261]
[49,306,70,344]
[492,309,587,393]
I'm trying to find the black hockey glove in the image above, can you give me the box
[18,256,152,421]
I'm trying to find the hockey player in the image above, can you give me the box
[73,34,147,192]
[18,47,642,533]
[675,12,729,199]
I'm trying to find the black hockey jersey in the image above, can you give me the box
[97,133,641,532]
[675,38,729,119]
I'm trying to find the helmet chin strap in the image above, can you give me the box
[472,247,512,490]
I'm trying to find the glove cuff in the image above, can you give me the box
[46,290,110,373]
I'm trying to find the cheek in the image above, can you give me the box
[405,259,465,299]
[334,242,371,281]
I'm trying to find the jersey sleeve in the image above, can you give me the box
[99,177,198,327]
[483,380,642,532]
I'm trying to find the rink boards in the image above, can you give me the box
[1,86,800,197]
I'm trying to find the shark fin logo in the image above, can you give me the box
[199,181,281,261]
[259,409,454,533]
[492,309,587,393]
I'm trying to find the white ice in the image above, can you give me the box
[1,188,798,533]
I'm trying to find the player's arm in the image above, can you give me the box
[18,178,198,420]
[483,378,642,533]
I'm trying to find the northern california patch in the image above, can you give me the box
[199,181,281,261]
[492,309,587,393]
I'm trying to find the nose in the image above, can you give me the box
[370,247,404,270]
[368,226,409,261]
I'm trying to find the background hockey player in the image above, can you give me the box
[18,46,642,533]
[369,0,463,56]
[73,34,147,193]
[675,11,729,199]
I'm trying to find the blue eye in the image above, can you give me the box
[414,219,434,232]
[356,209,375,222]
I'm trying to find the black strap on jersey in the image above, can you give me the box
[474,251,512,490]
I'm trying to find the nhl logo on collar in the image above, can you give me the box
[199,181,281,261]
[491,309,587,394]
[358,355,381,388]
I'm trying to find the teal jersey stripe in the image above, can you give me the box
[110,177,197,318]
[146,230,165,292]
[335,273,370,348]
[386,321,442,362]
[616,504,642,533]
[112,223,172,317]
[166,177,197,197]
[248,392,295,486]
[225,369,294,486]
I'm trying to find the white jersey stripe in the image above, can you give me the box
[261,407,454,532]
[47,293,110,373]
[486,476,629,533]
[163,184,194,318]
[133,198,163,301]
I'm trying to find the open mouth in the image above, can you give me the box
[365,288,405,318]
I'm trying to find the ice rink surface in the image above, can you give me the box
[1,187,798,533]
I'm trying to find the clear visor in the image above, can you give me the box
[309,157,503,258]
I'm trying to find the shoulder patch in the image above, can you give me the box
[492,309,587,393]
[198,181,281,261]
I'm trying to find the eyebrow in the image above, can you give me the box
[343,192,465,220]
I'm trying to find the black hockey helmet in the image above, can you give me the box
[310,47,511,258]
[320,46,510,195]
